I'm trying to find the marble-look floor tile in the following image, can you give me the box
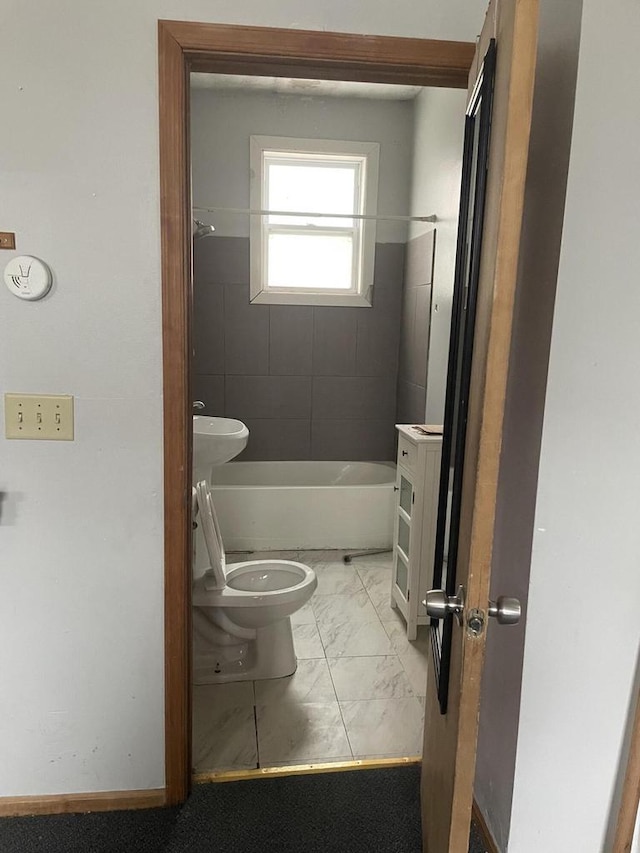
[255,659,336,705]
[318,620,393,658]
[357,565,392,595]
[290,601,316,625]
[383,621,430,697]
[398,646,430,697]
[312,591,379,627]
[350,551,393,571]
[256,700,351,765]
[224,551,254,564]
[246,550,301,561]
[378,606,406,632]
[193,681,254,711]
[357,566,394,610]
[357,566,400,622]
[340,698,424,757]
[328,656,414,701]
[314,564,364,595]
[382,620,430,656]
[301,549,349,565]
[192,682,257,772]
[293,622,325,658]
[374,598,402,622]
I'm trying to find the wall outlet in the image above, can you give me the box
[4,394,74,440]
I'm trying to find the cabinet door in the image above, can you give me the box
[393,470,413,604]
[417,447,443,609]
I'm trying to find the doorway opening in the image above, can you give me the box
[159,20,475,804]
[189,70,468,774]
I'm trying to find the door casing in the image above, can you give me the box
[158,19,475,804]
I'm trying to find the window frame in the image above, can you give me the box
[249,135,380,307]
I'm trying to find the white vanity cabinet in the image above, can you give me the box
[391,425,443,640]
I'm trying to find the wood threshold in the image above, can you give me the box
[158,19,475,808]
[472,798,500,853]
[0,788,166,818]
[193,756,421,784]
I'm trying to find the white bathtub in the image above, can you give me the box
[210,461,396,552]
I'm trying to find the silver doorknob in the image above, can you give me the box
[424,586,465,623]
[192,401,205,411]
[488,596,521,625]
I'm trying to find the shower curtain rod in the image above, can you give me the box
[193,206,437,224]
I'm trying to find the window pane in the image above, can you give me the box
[398,515,410,557]
[267,233,353,290]
[399,475,412,517]
[267,161,358,227]
[395,552,408,597]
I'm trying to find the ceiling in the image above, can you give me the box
[190,73,422,101]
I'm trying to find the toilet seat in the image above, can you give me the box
[194,480,316,609]
[195,480,227,589]
[192,559,315,608]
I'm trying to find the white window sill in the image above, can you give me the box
[250,289,373,307]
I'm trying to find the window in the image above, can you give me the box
[249,136,379,306]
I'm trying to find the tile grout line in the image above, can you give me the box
[325,647,356,762]
[308,564,355,761]
[266,302,271,376]
[251,679,262,770]
[254,702,262,769]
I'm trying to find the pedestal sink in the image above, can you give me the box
[193,416,249,481]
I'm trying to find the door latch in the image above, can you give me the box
[466,608,485,637]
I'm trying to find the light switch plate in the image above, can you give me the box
[4,394,74,440]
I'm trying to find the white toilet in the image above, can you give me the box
[192,480,317,685]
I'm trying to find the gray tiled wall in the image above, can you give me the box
[193,237,404,461]
[396,230,435,424]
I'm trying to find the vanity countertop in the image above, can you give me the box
[395,423,443,444]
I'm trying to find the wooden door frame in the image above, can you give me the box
[158,19,475,805]
[422,1,539,849]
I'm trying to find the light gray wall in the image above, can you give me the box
[473,0,584,847]
[191,87,415,243]
[0,0,483,799]
[408,87,467,424]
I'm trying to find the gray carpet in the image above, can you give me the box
[0,806,180,853]
[0,767,487,852]
[168,766,423,852]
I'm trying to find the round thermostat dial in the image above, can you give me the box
[4,255,53,301]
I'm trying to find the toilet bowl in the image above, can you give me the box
[192,480,317,684]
